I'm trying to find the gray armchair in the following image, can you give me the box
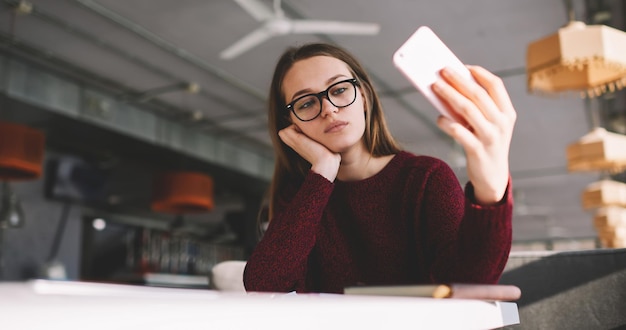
[499,248,626,329]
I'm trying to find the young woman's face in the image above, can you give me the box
[282,56,367,154]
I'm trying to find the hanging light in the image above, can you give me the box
[581,179,626,210]
[0,121,45,229]
[0,182,25,228]
[566,127,626,172]
[0,121,46,181]
[594,207,626,248]
[151,171,214,214]
[527,21,626,98]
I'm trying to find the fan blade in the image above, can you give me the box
[290,20,380,35]
[233,0,274,22]
[220,27,273,60]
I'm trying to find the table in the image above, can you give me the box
[0,280,519,329]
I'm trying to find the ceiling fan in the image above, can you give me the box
[220,0,381,60]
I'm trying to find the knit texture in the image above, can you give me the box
[244,151,513,293]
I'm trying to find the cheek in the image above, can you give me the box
[299,124,318,138]
[356,96,368,120]
[361,94,367,112]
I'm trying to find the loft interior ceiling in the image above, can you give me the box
[0,0,623,242]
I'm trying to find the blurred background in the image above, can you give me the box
[0,0,624,286]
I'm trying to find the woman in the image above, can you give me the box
[243,43,516,293]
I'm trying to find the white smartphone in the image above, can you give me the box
[393,26,474,120]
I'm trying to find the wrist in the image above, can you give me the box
[311,156,340,182]
[472,175,509,206]
[474,187,506,206]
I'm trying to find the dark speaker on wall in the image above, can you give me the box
[44,156,110,205]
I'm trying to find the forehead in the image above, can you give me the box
[282,56,351,97]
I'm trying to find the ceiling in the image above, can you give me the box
[1,0,624,244]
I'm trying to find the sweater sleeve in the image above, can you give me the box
[243,171,334,293]
[418,161,512,284]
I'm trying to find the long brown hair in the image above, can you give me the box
[265,43,401,221]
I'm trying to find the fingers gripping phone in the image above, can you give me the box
[393,26,474,120]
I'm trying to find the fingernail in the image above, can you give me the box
[432,81,442,92]
[441,67,454,77]
[439,67,448,78]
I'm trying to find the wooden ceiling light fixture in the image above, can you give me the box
[566,127,626,173]
[151,171,214,214]
[527,18,626,98]
[529,1,626,248]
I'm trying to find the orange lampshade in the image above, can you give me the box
[0,121,45,181]
[527,21,626,98]
[151,171,214,214]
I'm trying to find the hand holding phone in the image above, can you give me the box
[393,26,474,120]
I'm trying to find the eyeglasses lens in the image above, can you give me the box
[292,80,357,121]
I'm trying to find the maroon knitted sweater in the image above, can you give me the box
[244,151,513,293]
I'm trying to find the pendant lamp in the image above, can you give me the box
[583,180,626,248]
[0,121,45,278]
[581,179,626,210]
[0,121,45,181]
[567,128,626,248]
[0,121,45,228]
[527,21,626,98]
[529,2,626,248]
[151,171,214,214]
[594,207,626,248]
[566,127,626,173]
[581,179,626,248]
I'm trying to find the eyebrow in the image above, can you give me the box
[289,74,350,101]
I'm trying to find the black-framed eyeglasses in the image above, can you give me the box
[285,78,360,122]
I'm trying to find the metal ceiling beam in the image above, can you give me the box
[1,0,255,117]
[2,0,274,155]
[69,0,266,101]
[0,32,272,154]
[0,53,274,181]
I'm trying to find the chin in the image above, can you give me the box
[325,139,364,154]
[327,146,347,153]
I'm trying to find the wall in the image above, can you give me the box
[0,148,263,282]
[1,157,82,281]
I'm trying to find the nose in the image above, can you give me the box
[320,96,338,117]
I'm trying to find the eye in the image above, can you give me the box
[331,86,347,96]
[298,101,314,110]
[330,81,353,96]
[295,96,317,111]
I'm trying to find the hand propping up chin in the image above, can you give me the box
[278,124,341,182]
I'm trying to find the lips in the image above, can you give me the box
[324,121,348,133]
